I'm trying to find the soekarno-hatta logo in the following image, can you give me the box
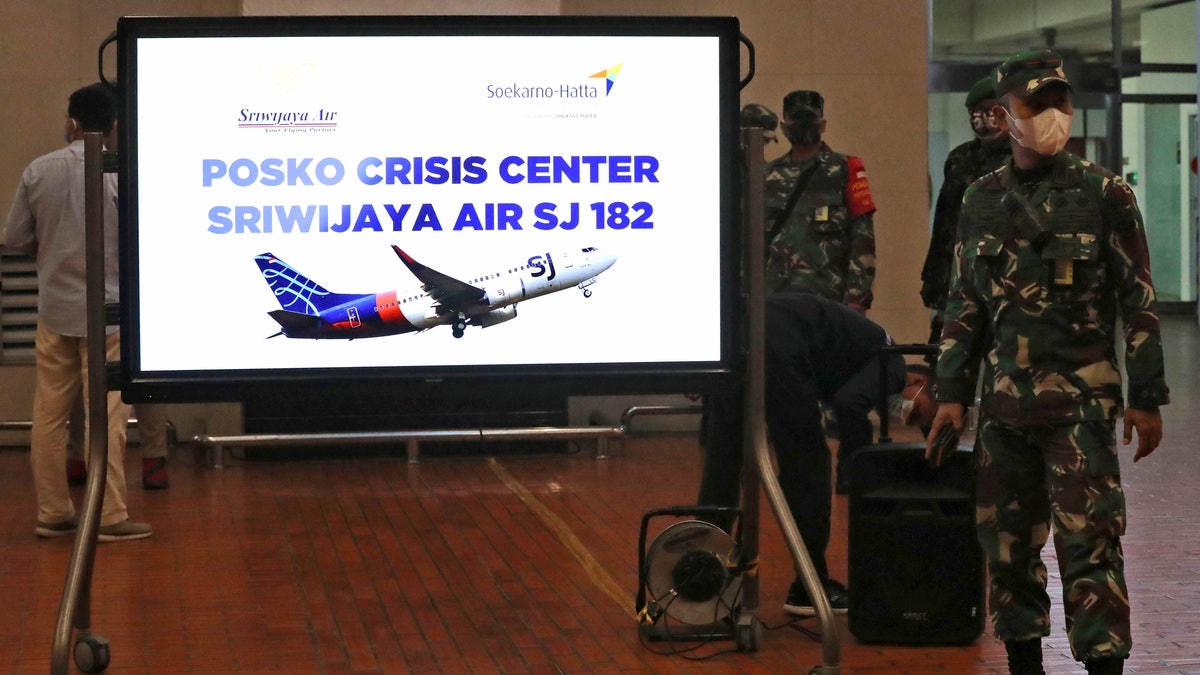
[588,64,623,95]
[485,64,624,100]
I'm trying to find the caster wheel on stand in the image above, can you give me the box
[74,633,110,673]
[735,614,760,651]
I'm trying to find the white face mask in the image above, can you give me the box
[1006,107,1072,156]
[887,384,924,426]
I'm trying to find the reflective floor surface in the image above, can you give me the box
[1,316,1197,674]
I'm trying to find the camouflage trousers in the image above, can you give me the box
[974,417,1130,662]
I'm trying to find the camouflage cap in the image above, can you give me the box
[994,49,1071,98]
[739,103,778,130]
[964,74,997,108]
[782,89,824,119]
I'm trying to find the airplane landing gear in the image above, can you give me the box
[452,313,468,338]
[582,288,592,298]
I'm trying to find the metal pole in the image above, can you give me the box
[739,127,764,642]
[744,126,840,671]
[1110,0,1124,173]
[51,132,110,673]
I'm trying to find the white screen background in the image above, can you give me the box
[132,33,725,372]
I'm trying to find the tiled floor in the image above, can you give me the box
[1,316,1197,674]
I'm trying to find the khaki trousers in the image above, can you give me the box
[30,323,131,527]
[68,402,169,460]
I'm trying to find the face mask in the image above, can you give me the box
[1006,107,1072,156]
[969,108,1001,140]
[784,118,821,146]
[887,384,923,426]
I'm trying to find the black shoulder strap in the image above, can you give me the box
[766,161,821,247]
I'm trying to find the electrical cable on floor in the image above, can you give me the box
[636,581,745,660]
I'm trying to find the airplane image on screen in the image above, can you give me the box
[254,244,617,339]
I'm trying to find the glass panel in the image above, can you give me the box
[1121,99,1198,303]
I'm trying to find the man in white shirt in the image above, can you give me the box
[2,83,152,542]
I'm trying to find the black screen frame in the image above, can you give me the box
[115,14,744,403]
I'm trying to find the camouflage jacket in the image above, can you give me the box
[763,143,876,307]
[935,152,1169,424]
[920,137,1011,309]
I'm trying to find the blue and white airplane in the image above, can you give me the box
[255,245,616,339]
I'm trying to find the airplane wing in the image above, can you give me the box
[391,245,486,312]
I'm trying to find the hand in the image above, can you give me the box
[1123,407,1163,463]
[925,403,964,468]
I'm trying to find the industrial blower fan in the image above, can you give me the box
[636,507,745,643]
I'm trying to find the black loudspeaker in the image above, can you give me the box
[848,443,984,645]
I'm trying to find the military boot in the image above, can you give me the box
[1084,657,1123,675]
[1004,638,1044,675]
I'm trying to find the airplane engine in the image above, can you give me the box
[471,305,518,328]
[484,285,517,306]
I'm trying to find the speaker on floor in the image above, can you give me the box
[848,443,984,645]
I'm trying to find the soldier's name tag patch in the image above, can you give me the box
[814,206,829,221]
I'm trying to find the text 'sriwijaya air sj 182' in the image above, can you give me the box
[255,245,617,339]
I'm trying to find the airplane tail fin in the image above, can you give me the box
[254,253,360,315]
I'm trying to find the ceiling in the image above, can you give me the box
[930,0,1194,63]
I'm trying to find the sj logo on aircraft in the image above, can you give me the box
[527,253,556,281]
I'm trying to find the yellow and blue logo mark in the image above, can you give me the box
[588,64,623,95]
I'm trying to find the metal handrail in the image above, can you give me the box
[188,424,625,467]
[185,403,706,469]
[618,403,702,431]
[0,416,170,435]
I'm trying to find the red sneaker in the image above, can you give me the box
[142,457,169,490]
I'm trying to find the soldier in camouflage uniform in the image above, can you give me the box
[764,90,876,313]
[925,50,1169,675]
[920,73,1012,357]
[739,102,779,145]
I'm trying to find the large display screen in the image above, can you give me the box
[116,15,742,402]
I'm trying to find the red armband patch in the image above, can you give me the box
[845,155,876,219]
